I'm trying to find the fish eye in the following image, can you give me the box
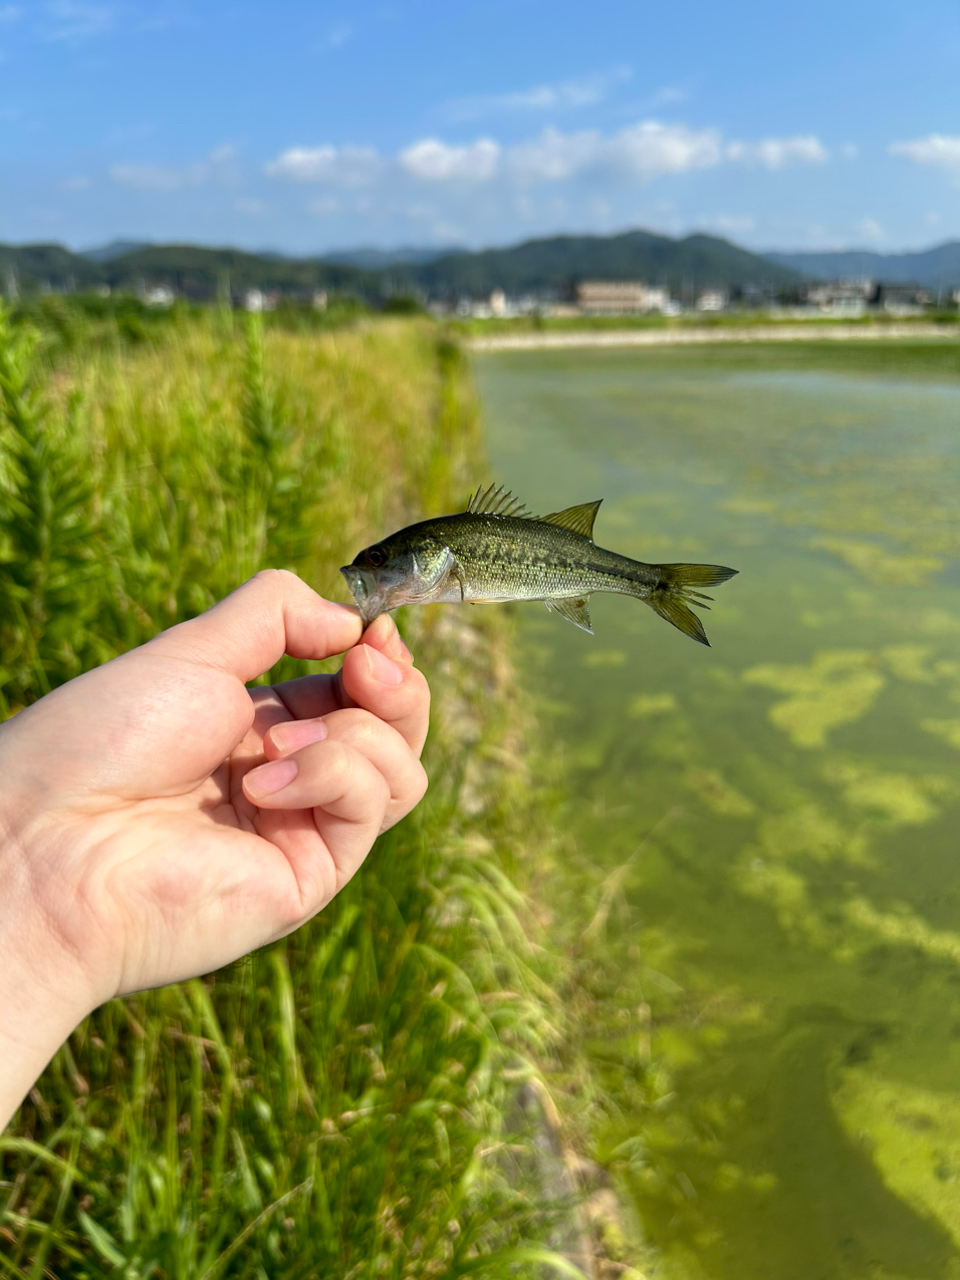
[367,546,386,568]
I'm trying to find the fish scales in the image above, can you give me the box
[421,514,661,604]
[341,484,737,646]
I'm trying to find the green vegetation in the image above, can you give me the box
[0,306,578,1276]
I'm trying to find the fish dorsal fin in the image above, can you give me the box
[545,596,593,634]
[465,483,533,519]
[541,499,602,540]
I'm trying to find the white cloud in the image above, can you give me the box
[43,2,114,41]
[726,135,828,168]
[698,213,756,235]
[62,174,91,191]
[110,146,237,193]
[890,134,960,172]
[856,217,885,243]
[507,122,725,182]
[308,196,341,216]
[110,163,193,192]
[398,137,500,182]
[445,66,632,121]
[266,121,831,201]
[266,145,382,186]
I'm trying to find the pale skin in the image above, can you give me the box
[0,570,431,1131]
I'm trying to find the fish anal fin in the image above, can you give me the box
[541,499,602,540]
[545,595,593,634]
[465,482,533,519]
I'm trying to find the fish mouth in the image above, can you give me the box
[340,565,383,624]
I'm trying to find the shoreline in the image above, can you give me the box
[468,322,959,352]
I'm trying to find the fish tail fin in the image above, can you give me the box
[646,563,738,646]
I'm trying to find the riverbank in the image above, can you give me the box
[469,321,959,352]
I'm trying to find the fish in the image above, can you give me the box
[341,483,738,646]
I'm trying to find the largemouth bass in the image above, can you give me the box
[341,484,737,646]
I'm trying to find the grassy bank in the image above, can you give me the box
[456,312,960,340]
[0,309,576,1276]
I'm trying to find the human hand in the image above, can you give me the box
[0,570,430,1127]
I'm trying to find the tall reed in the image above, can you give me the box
[0,305,575,1277]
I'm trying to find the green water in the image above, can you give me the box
[474,349,960,1280]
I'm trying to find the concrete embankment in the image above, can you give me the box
[469,322,959,352]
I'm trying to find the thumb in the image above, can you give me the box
[148,569,363,683]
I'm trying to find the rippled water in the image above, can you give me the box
[474,350,960,1280]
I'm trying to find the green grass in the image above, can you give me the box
[0,304,579,1277]
[474,334,960,381]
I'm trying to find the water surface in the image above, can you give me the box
[474,350,960,1280]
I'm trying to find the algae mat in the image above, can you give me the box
[475,349,960,1280]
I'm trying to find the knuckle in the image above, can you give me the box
[318,739,353,787]
[327,707,379,742]
[410,761,429,804]
[252,567,304,596]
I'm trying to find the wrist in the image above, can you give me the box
[0,818,95,1131]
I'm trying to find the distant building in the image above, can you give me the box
[696,290,727,312]
[312,289,328,311]
[873,282,932,315]
[143,285,175,308]
[575,280,672,314]
[489,288,507,316]
[802,279,873,317]
[242,288,278,312]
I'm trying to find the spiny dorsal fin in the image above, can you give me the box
[545,596,593,634]
[541,499,602,540]
[465,483,534,519]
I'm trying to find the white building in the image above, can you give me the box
[143,285,174,308]
[695,290,727,312]
[575,280,673,314]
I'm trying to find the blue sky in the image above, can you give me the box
[2,0,960,254]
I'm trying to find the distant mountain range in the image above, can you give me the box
[391,230,801,295]
[4,229,960,301]
[322,245,461,270]
[765,242,960,290]
[80,239,153,263]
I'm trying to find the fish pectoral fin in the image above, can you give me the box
[541,499,602,541]
[545,595,593,634]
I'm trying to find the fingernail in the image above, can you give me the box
[247,758,298,797]
[364,644,404,686]
[270,718,328,753]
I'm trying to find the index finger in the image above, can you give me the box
[337,638,431,756]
